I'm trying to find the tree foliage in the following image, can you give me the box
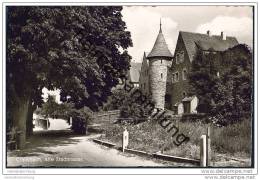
[40,95,60,118]
[6,6,132,141]
[37,94,93,133]
[189,49,221,114]
[189,44,252,125]
[103,88,153,123]
[7,6,132,110]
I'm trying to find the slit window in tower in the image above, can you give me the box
[176,72,179,81]
[161,60,162,64]
[161,73,163,79]
[183,68,187,80]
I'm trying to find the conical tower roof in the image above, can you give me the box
[147,21,173,59]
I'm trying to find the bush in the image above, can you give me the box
[103,88,154,124]
[70,107,93,134]
[180,113,209,123]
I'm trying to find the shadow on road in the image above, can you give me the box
[9,129,90,157]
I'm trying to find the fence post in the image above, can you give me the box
[207,126,211,166]
[200,135,207,167]
[46,119,49,130]
[122,128,129,152]
[69,117,72,125]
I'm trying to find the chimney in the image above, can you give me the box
[207,30,212,37]
[221,31,226,40]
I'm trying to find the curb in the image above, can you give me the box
[152,153,200,165]
[93,139,199,165]
[93,139,116,148]
[121,148,153,158]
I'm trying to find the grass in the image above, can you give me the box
[210,119,252,154]
[98,118,252,162]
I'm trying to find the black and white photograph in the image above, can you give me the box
[1,0,258,179]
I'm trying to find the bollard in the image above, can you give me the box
[69,117,72,125]
[207,126,211,166]
[200,135,207,167]
[122,127,129,152]
[46,119,49,130]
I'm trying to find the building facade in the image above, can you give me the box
[169,31,238,113]
[139,52,150,96]
[133,23,239,114]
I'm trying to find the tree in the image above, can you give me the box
[40,95,59,118]
[189,44,252,125]
[7,6,132,148]
[211,44,252,125]
[188,49,221,113]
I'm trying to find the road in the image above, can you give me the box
[7,129,165,167]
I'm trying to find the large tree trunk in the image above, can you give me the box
[26,98,34,137]
[13,95,30,149]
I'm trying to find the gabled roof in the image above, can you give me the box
[129,62,141,83]
[180,31,239,61]
[147,28,173,59]
[141,52,149,67]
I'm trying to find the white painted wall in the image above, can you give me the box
[190,96,198,113]
[177,103,184,114]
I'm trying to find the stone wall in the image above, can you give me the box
[149,58,169,109]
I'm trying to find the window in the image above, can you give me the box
[176,51,184,64]
[176,72,179,81]
[172,75,175,83]
[182,68,187,80]
[161,60,162,64]
[172,72,179,83]
[161,73,163,79]
[176,54,179,64]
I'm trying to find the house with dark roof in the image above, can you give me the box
[137,24,240,114]
[168,30,239,114]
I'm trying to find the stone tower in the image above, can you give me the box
[147,20,173,110]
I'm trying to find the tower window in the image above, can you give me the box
[161,60,162,64]
[161,73,163,79]
[182,68,187,80]
[176,72,179,81]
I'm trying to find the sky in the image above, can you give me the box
[121,6,253,63]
